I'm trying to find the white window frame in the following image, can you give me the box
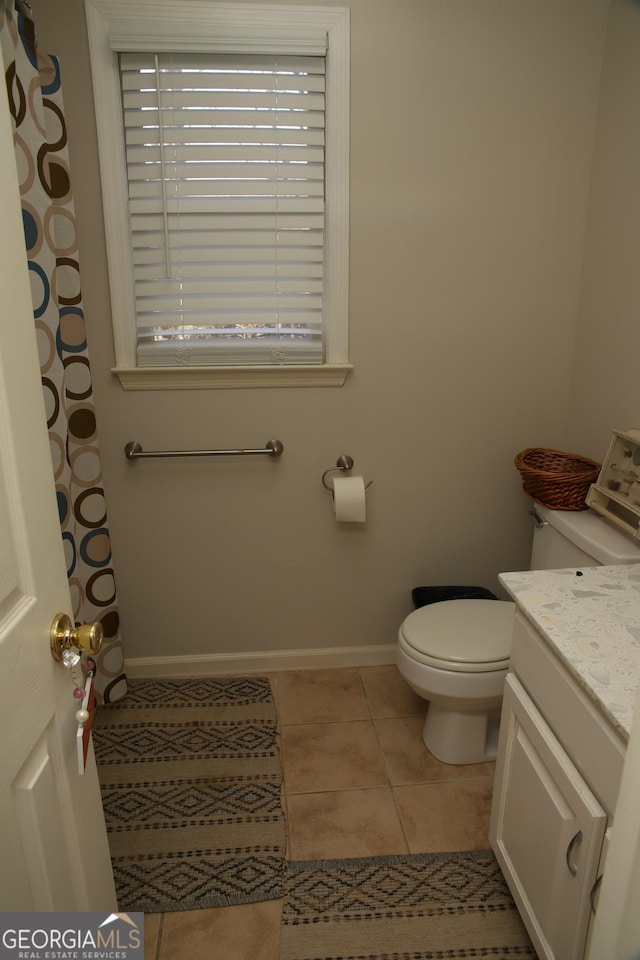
[84,0,351,390]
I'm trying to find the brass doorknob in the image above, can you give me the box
[50,613,103,662]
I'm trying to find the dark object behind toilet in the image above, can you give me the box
[412,585,499,609]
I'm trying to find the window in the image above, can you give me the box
[123,51,326,369]
[85,2,350,389]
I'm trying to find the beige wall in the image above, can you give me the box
[31,0,609,665]
[569,0,640,460]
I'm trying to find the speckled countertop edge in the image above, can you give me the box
[498,563,640,740]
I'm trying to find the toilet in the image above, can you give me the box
[397,504,640,765]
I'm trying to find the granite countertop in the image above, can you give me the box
[498,563,640,740]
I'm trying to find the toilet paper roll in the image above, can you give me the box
[333,476,366,522]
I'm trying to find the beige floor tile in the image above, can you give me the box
[276,668,370,724]
[394,779,494,854]
[143,914,161,960]
[287,787,408,860]
[281,720,388,794]
[360,665,425,718]
[159,900,283,960]
[376,715,495,785]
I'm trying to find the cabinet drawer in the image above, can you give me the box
[510,611,625,816]
[490,674,607,960]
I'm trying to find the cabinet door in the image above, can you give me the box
[490,674,606,960]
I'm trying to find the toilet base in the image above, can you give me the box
[422,703,501,765]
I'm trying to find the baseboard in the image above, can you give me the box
[124,644,397,678]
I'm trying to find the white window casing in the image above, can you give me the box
[84,1,351,389]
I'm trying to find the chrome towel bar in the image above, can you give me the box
[125,438,284,460]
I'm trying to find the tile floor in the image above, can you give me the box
[143,665,495,960]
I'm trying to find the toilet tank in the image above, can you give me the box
[530,504,640,569]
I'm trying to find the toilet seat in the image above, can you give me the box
[399,599,515,673]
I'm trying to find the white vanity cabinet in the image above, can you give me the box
[490,611,627,960]
[491,673,606,959]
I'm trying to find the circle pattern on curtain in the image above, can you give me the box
[1,1,127,702]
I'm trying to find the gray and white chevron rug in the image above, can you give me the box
[93,676,285,913]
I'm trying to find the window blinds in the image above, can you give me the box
[119,52,326,366]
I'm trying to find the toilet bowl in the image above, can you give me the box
[397,599,514,764]
[397,503,640,766]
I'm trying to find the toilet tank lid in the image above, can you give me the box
[401,600,514,664]
[536,504,640,564]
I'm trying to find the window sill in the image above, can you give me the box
[112,364,353,390]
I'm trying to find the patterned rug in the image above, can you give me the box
[280,850,538,959]
[93,676,286,913]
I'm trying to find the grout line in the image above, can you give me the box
[368,708,411,855]
[357,667,374,720]
[369,716,393,789]
[278,716,375,728]
[286,783,397,798]
[154,914,164,960]
[390,783,411,855]
[390,772,495,787]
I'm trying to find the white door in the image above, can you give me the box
[0,77,116,910]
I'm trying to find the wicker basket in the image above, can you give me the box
[514,448,601,511]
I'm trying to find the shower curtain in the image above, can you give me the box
[1,0,126,702]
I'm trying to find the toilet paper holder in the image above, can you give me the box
[321,456,373,495]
